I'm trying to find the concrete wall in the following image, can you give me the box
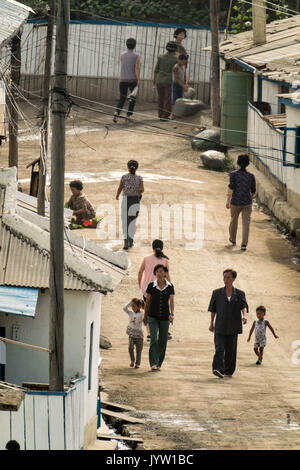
[286,104,300,210]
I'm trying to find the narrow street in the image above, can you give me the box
[3,106,300,450]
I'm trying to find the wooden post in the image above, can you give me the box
[252,0,266,45]
[49,0,70,392]
[37,1,55,216]
[210,0,221,127]
[224,0,233,41]
[7,30,21,169]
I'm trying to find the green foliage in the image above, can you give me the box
[231,0,290,34]
[19,0,297,26]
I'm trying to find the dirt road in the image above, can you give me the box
[2,104,300,450]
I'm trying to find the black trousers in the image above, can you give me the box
[116,81,137,116]
[213,333,238,376]
[121,195,140,245]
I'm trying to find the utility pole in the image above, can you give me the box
[38,1,55,216]
[7,29,21,169]
[49,0,70,392]
[210,0,221,127]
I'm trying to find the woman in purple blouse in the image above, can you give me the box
[226,154,256,251]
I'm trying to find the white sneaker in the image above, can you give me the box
[213,369,224,378]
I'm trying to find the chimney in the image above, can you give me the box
[252,0,266,44]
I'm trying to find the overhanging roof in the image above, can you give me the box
[0,0,33,48]
[219,15,300,85]
[0,285,38,317]
[0,168,128,293]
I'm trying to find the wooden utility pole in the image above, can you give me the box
[7,30,21,169]
[224,0,233,41]
[210,0,221,127]
[37,1,55,216]
[49,0,70,392]
[252,0,266,45]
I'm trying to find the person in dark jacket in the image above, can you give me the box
[153,41,178,120]
[226,153,256,251]
[208,269,248,379]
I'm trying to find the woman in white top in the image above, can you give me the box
[138,239,171,340]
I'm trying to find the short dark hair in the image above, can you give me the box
[5,440,20,450]
[166,41,178,52]
[126,38,136,50]
[70,180,83,191]
[153,264,169,275]
[174,28,187,39]
[178,54,188,61]
[223,269,237,279]
[256,305,266,313]
[237,153,250,170]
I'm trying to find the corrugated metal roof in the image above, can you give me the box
[219,15,300,84]
[0,224,125,292]
[0,0,33,48]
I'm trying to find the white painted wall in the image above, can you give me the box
[261,80,280,114]
[286,104,300,200]
[0,289,101,386]
[82,292,102,427]
[21,22,218,84]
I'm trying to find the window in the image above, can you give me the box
[88,322,94,391]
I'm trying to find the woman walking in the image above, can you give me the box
[226,154,256,251]
[116,160,144,250]
[138,239,172,341]
[143,264,175,371]
[113,38,141,123]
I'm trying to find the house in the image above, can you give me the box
[0,167,128,449]
[218,14,300,216]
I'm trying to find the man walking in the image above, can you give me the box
[208,269,248,378]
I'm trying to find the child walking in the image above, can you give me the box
[247,305,279,365]
[170,54,188,119]
[123,298,145,368]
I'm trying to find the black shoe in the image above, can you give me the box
[229,238,236,246]
[113,114,118,123]
[241,244,247,251]
[256,359,262,365]
[213,369,224,379]
[167,332,173,340]
[146,335,151,342]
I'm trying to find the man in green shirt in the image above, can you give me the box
[153,41,178,120]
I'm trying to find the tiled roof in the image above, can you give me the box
[219,15,300,85]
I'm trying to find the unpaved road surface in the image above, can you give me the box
[2,103,300,450]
